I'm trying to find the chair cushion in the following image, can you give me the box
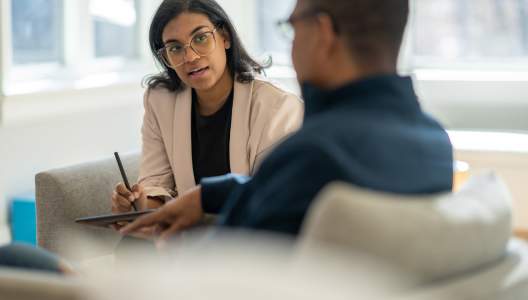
[300,172,513,281]
[407,239,528,300]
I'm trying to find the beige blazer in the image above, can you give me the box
[138,78,304,199]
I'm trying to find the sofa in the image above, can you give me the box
[0,267,83,300]
[300,175,528,299]
[10,153,526,299]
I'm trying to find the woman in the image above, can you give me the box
[111,0,304,215]
[0,0,302,275]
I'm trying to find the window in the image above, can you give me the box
[250,0,528,131]
[255,0,528,70]
[91,0,138,59]
[411,0,528,69]
[11,0,63,65]
[256,0,295,65]
[1,0,156,95]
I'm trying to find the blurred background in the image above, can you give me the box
[1,0,528,244]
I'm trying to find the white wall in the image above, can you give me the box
[416,74,528,131]
[217,0,258,52]
[0,83,145,243]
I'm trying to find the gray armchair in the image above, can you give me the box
[35,153,140,263]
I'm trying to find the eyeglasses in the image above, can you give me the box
[276,10,319,41]
[276,9,339,41]
[157,27,218,68]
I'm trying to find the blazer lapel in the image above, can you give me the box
[173,81,252,195]
[172,87,196,193]
[230,80,252,175]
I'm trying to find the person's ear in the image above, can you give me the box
[219,28,232,49]
[316,14,338,57]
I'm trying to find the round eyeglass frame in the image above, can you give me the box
[157,27,218,68]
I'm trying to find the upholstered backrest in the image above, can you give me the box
[300,172,513,282]
[35,153,140,262]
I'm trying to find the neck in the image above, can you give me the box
[195,69,233,116]
[316,54,396,90]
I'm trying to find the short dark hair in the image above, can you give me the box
[145,0,265,92]
[308,0,409,68]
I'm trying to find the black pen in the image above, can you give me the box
[114,152,138,211]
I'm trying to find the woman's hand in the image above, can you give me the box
[111,183,148,213]
[120,186,204,247]
[111,183,149,232]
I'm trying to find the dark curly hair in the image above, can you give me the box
[144,0,265,92]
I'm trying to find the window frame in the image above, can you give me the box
[255,0,528,131]
[2,0,528,130]
[0,0,160,96]
[404,0,528,72]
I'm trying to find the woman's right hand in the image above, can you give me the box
[111,183,162,237]
[111,183,147,214]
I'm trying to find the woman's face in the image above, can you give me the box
[162,12,231,91]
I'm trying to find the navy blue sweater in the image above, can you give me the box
[201,75,453,236]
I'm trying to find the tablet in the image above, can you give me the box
[75,209,156,228]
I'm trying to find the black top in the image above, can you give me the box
[191,88,234,184]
